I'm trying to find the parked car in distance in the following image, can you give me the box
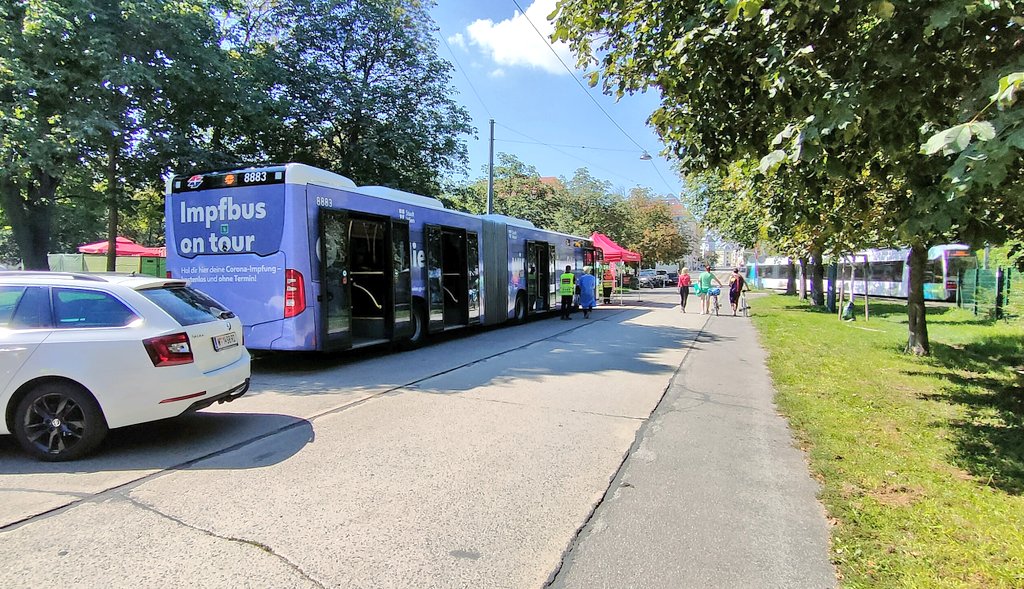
[0,272,250,461]
[639,269,667,288]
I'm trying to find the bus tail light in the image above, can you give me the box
[144,333,194,367]
[284,269,306,318]
[946,280,957,291]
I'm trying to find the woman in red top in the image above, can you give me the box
[677,267,692,312]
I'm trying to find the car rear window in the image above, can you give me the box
[140,286,234,326]
[53,288,140,328]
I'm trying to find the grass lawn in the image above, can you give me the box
[750,295,1024,588]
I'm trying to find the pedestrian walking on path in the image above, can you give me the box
[578,267,598,318]
[677,267,692,312]
[697,265,723,314]
[728,267,749,316]
[560,265,575,320]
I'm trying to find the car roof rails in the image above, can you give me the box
[0,271,106,282]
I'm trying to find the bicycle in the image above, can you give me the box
[738,291,749,317]
[708,287,721,316]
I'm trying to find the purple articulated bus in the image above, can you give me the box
[165,163,596,352]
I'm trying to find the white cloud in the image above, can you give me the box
[447,32,466,50]
[489,68,506,78]
[464,0,576,75]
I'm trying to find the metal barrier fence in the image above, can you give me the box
[959,267,1018,320]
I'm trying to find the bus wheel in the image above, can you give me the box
[403,304,427,349]
[514,293,528,323]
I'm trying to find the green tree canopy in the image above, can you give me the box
[613,187,690,264]
[553,0,1022,354]
[273,0,473,195]
[0,0,275,268]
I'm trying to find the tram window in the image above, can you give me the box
[870,260,903,282]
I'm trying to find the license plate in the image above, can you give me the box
[212,331,239,351]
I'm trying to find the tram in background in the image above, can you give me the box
[165,163,596,352]
[757,245,977,301]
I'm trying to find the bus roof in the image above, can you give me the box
[481,214,536,229]
[285,164,356,190]
[166,163,357,194]
[348,186,446,211]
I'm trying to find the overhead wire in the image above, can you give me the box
[501,130,685,196]
[495,122,648,187]
[494,139,638,153]
[509,0,646,153]
[438,4,680,196]
[646,159,677,197]
[508,0,679,196]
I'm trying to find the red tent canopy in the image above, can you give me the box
[591,232,641,263]
[78,236,165,257]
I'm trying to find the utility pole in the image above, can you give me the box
[487,119,495,215]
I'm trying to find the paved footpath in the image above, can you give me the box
[551,295,836,589]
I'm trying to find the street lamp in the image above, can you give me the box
[640,151,652,160]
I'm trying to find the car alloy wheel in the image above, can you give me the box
[14,383,108,461]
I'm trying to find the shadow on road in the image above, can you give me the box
[239,308,718,399]
[406,317,732,395]
[0,412,313,474]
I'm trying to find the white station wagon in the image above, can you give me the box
[0,272,251,461]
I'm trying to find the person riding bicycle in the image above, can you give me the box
[728,267,750,316]
[697,265,723,315]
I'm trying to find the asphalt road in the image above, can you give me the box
[0,289,834,588]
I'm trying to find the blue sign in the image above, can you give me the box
[170,185,286,259]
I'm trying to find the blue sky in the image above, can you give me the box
[430,0,683,199]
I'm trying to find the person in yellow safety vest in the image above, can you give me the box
[602,268,615,303]
[559,265,575,320]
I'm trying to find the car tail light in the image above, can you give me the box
[284,269,306,318]
[144,332,194,367]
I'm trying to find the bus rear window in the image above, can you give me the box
[141,286,234,326]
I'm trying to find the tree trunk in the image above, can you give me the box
[785,261,797,295]
[906,242,930,355]
[105,140,120,272]
[0,169,57,270]
[798,257,808,299]
[810,248,825,306]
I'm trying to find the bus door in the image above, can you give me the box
[547,243,557,309]
[425,225,470,333]
[391,219,413,339]
[525,241,550,313]
[467,232,480,325]
[347,214,391,347]
[319,209,352,350]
